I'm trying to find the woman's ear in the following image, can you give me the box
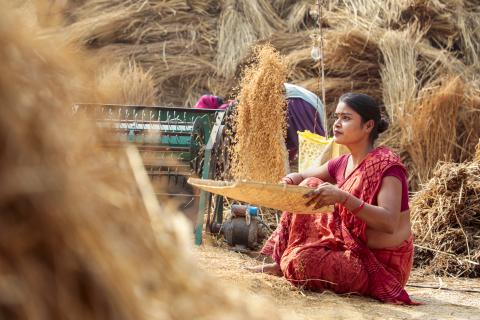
[365,119,375,132]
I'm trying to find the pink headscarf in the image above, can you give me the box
[193,95,235,110]
[193,95,221,109]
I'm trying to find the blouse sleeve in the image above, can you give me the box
[327,155,347,183]
[383,165,410,211]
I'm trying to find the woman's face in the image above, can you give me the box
[332,101,373,145]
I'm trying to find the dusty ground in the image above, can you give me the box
[194,244,480,320]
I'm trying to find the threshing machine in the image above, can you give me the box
[76,103,231,245]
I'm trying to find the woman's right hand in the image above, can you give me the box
[280,172,304,185]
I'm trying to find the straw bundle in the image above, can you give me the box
[284,1,312,32]
[324,0,410,28]
[230,45,288,183]
[217,0,285,77]
[411,161,480,277]
[323,27,383,80]
[96,60,156,105]
[95,43,222,106]
[0,4,288,319]
[398,77,465,187]
[455,91,480,163]
[59,0,222,106]
[64,0,216,46]
[379,29,421,123]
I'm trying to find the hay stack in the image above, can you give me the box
[230,45,288,183]
[0,3,285,319]
[217,0,285,78]
[396,77,465,187]
[60,0,225,106]
[379,29,421,123]
[95,60,156,105]
[411,160,480,277]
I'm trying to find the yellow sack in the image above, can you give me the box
[298,131,349,171]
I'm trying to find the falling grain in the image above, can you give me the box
[230,45,288,183]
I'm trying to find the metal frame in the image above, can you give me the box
[195,111,226,245]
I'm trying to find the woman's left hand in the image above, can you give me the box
[303,182,346,209]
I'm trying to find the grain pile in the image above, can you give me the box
[410,160,480,277]
[0,2,286,319]
[230,45,288,183]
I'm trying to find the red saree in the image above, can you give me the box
[261,147,416,304]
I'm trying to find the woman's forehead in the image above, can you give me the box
[335,101,356,114]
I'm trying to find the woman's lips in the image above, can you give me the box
[333,130,342,136]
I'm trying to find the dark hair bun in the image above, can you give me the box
[377,119,389,133]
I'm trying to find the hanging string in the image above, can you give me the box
[310,0,328,139]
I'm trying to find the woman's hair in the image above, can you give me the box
[339,93,388,142]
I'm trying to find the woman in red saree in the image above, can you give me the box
[251,93,415,304]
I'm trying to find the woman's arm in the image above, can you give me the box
[281,161,335,185]
[305,176,402,234]
[343,176,402,234]
[300,161,335,183]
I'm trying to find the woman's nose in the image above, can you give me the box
[334,119,341,128]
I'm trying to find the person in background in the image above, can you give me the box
[193,83,325,163]
[283,83,325,162]
[193,95,228,110]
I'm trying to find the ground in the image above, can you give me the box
[194,244,480,320]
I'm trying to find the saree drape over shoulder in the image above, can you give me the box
[261,147,416,304]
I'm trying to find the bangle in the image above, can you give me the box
[340,193,350,206]
[351,200,366,215]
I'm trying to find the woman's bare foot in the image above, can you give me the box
[246,262,283,276]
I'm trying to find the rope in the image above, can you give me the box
[317,0,328,139]
[311,0,328,139]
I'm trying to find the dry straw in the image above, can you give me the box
[379,29,421,123]
[96,60,156,105]
[217,0,285,78]
[411,160,480,277]
[60,0,222,106]
[398,77,465,188]
[230,45,288,183]
[476,140,480,162]
[0,3,287,319]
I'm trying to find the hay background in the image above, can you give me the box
[32,0,480,190]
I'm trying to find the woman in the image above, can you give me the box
[283,83,325,162]
[251,93,416,304]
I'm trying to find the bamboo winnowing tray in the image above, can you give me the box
[188,178,334,214]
